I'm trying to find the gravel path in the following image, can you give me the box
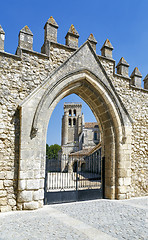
[0,197,147,240]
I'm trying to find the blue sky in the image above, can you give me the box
[1,0,148,145]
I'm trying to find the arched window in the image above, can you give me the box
[69,109,72,116]
[73,118,76,125]
[94,132,98,140]
[73,109,76,116]
[69,118,71,126]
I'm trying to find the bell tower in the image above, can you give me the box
[61,103,82,154]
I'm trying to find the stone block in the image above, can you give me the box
[118,178,124,186]
[18,180,26,190]
[124,177,131,186]
[19,170,34,179]
[6,171,14,180]
[26,179,40,190]
[118,168,128,178]
[33,191,39,201]
[0,181,4,189]
[38,189,44,200]
[40,179,44,188]
[34,170,40,179]
[17,203,23,211]
[118,186,127,194]
[0,205,12,212]
[23,201,39,210]
[19,171,26,180]
[0,190,7,197]
[18,190,32,202]
[4,180,13,187]
[117,194,126,200]
[8,198,16,206]
[0,197,7,206]
[0,172,6,180]
[38,200,43,208]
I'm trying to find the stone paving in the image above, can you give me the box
[0,197,147,240]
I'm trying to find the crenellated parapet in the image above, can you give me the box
[0,16,148,90]
[0,15,148,212]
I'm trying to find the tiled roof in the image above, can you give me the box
[84,122,99,128]
[69,148,93,156]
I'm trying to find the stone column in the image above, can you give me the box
[62,111,68,145]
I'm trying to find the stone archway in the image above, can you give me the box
[17,42,132,210]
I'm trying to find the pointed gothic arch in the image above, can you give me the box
[17,42,132,210]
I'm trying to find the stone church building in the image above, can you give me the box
[0,16,147,211]
[61,102,100,156]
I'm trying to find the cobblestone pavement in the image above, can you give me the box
[0,197,147,240]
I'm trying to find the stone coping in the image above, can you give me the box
[50,41,77,51]
[0,51,21,60]
[18,48,49,59]
[130,84,148,93]
[97,54,115,63]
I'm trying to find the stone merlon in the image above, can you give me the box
[116,57,129,77]
[143,74,148,89]
[87,33,97,52]
[46,16,59,28]
[41,16,59,55]
[20,25,33,36]
[65,24,79,48]
[101,39,113,58]
[44,16,59,42]
[18,25,33,50]
[130,67,142,88]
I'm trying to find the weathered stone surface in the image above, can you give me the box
[0,18,147,212]
[0,181,4,189]
[0,205,11,212]
[23,201,38,210]
[17,191,32,202]
[0,197,7,206]
[26,179,40,190]
[0,190,7,197]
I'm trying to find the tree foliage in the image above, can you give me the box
[46,144,61,159]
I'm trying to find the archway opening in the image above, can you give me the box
[45,93,102,204]
[18,70,132,210]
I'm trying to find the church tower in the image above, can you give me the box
[61,103,83,155]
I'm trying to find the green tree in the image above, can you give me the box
[46,144,61,159]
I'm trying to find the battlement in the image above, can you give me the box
[0,16,147,212]
[64,103,82,108]
[0,16,148,90]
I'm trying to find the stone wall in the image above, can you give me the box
[99,58,148,198]
[0,44,74,212]
[0,17,147,211]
